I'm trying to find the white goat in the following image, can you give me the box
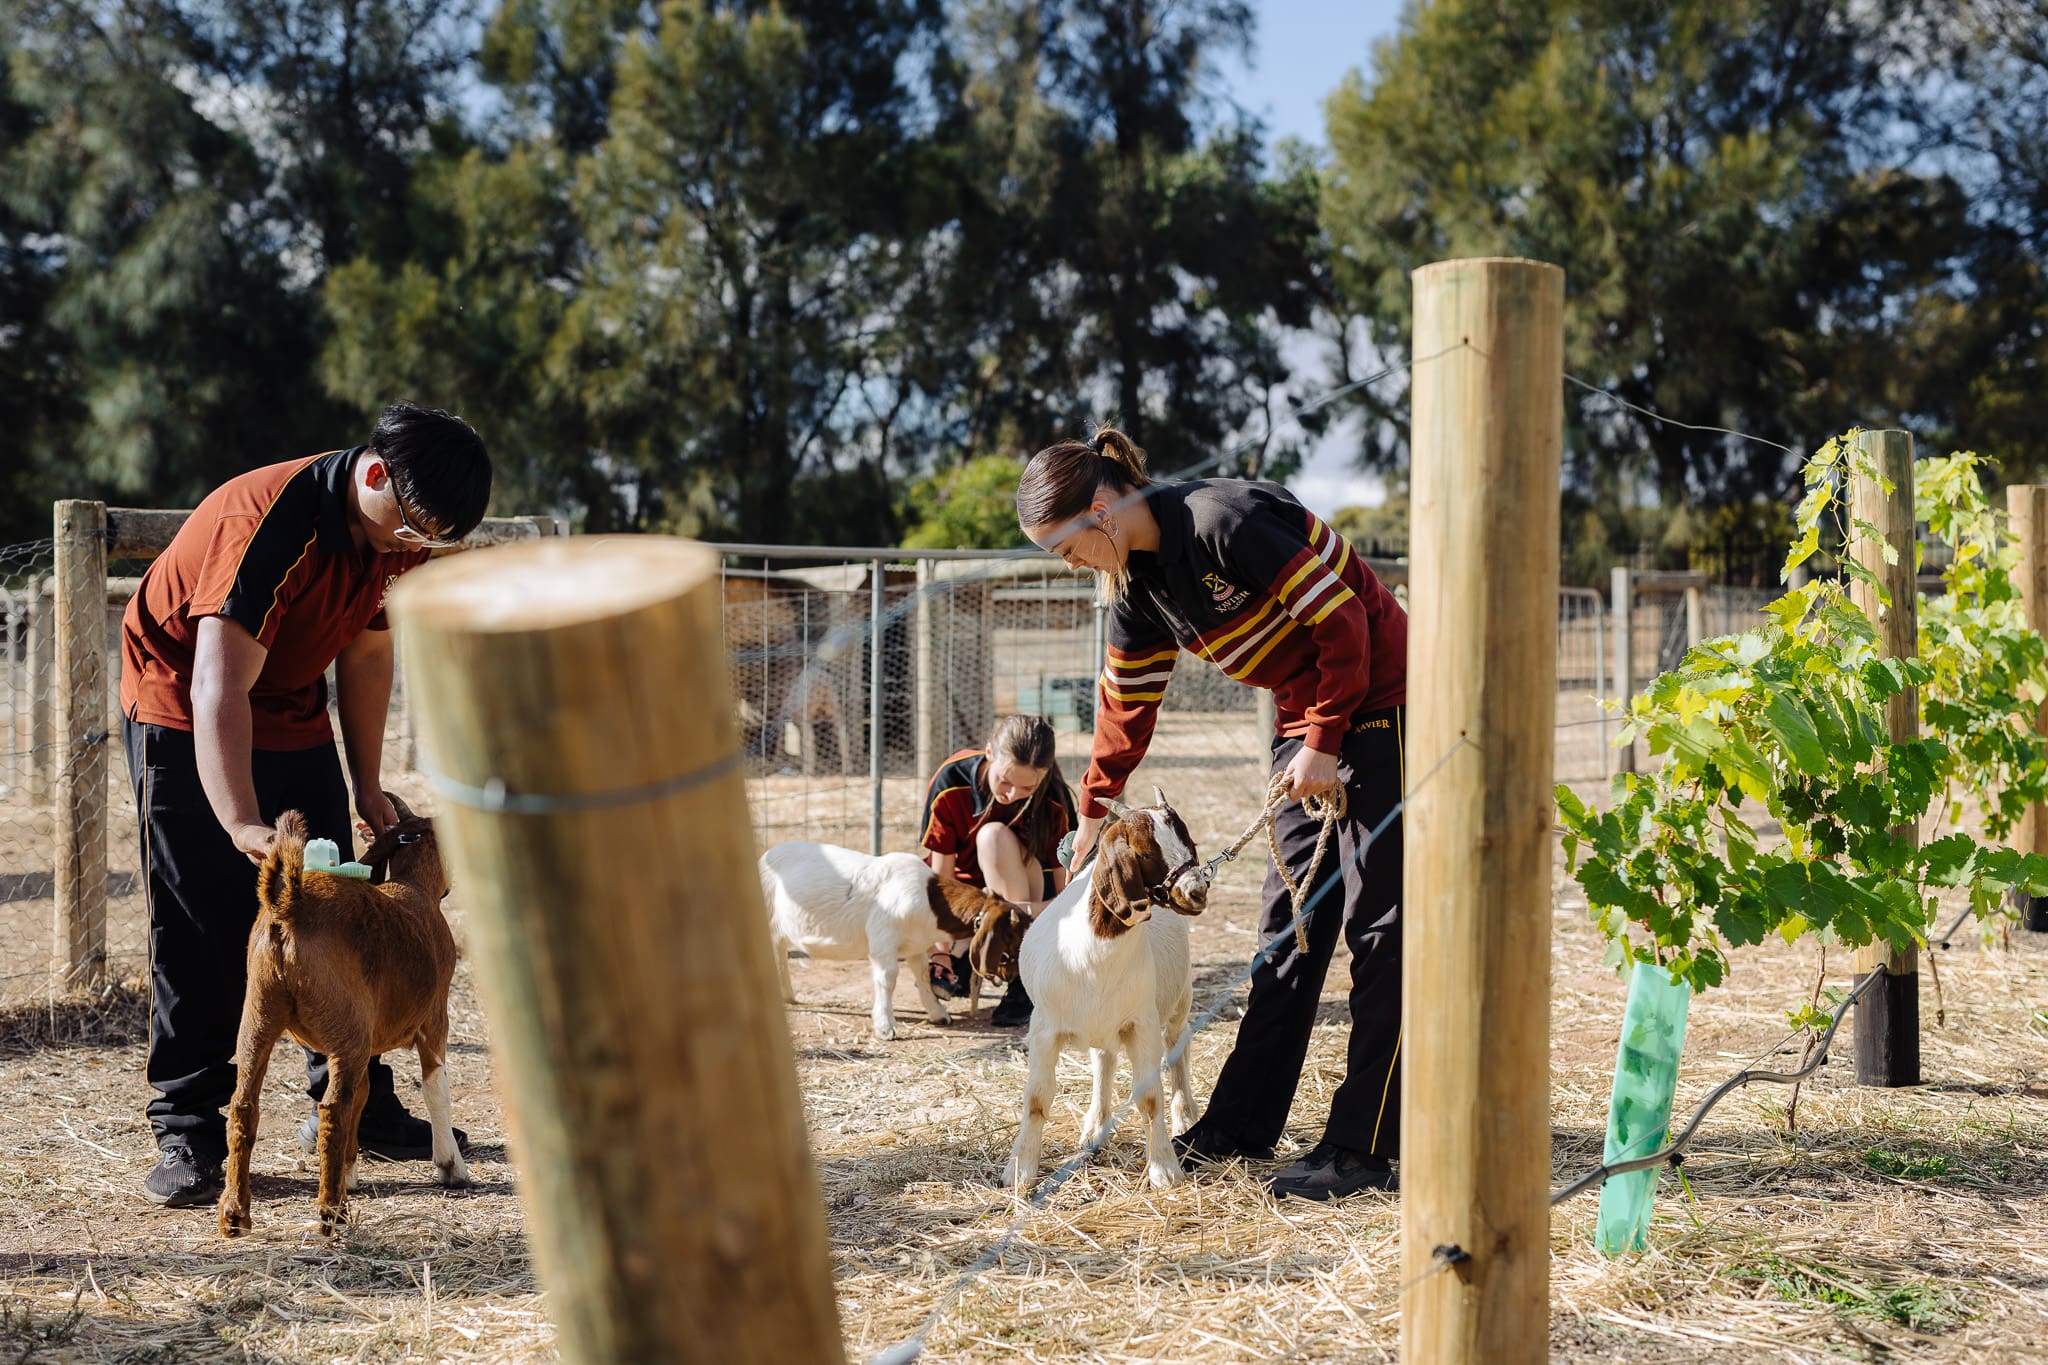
[1005,788,1213,1191]
[759,841,1032,1041]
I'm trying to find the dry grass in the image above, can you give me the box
[3,715,2048,1361]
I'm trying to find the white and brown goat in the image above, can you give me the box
[219,796,469,1238]
[758,842,1033,1040]
[1006,787,1213,1191]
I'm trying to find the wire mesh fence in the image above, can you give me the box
[717,551,1278,858]
[0,538,144,1006]
[0,522,1799,1010]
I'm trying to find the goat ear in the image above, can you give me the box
[1090,829,1150,932]
[966,905,1009,981]
[360,825,410,883]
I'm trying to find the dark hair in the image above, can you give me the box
[982,714,1070,867]
[369,402,493,540]
[1014,425,1151,532]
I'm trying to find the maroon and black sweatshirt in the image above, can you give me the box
[1082,479,1408,820]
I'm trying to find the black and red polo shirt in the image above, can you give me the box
[1083,479,1408,818]
[920,748,1078,888]
[120,448,428,750]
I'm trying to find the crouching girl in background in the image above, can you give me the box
[921,715,1077,1027]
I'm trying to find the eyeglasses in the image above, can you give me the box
[392,494,460,549]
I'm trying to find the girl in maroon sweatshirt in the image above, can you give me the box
[1017,426,1407,1201]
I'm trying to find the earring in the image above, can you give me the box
[1098,515,1119,539]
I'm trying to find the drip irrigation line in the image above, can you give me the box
[1564,374,1798,455]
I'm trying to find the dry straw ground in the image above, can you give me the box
[3,717,2047,1362]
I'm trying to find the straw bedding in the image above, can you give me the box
[4,747,2046,1361]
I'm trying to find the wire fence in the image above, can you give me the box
[0,539,141,1001]
[0,541,1786,1010]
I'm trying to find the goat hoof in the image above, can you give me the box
[318,1204,348,1238]
[926,1011,949,1026]
[872,1023,897,1041]
[437,1160,472,1189]
[1147,1161,1185,1190]
[219,1206,252,1238]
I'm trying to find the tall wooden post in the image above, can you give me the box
[1610,566,1635,775]
[1684,584,1705,650]
[53,500,108,990]
[1403,257,1564,1364]
[1850,430,1920,1086]
[2008,485,2048,932]
[391,538,847,1365]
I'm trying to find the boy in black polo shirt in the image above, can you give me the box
[121,403,492,1207]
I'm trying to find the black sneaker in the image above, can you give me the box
[299,1107,471,1162]
[989,982,1033,1028]
[1266,1140,1397,1201]
[144,1147,223,1207]
[929,952,971,1002]
[1173,1122,1276,1167]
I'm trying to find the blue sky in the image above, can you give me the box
[1213,0,1406,150]
[1212,1,1409,514]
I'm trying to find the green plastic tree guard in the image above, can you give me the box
[1595,959,1693,1256]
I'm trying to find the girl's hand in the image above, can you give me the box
[1283,746,1340,800]
[1070,815,1104,867]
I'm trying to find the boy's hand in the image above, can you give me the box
[357,789,399,838]
[231,823,277,866]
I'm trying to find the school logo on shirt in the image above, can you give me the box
[1202,573,1250,613]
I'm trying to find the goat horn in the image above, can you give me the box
[1102,796,1137,821]
[1153,784,1169,809]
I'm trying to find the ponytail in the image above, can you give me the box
[1085,427,1150,489]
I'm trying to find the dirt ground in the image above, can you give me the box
[4,713,2048,1362]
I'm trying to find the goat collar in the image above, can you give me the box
[1151,850,1198,901]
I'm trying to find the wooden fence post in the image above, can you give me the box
[391,537,847,1365]
[1684,583,1705,650]
[1404,256,1564,1365]
[53,500,108,990]
[1850,429,1920,1086]
[1611,566,1635,775]
[2008,484,2048,932]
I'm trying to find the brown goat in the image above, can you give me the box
[932,878,1033,1019]
[219,792,469,1237]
